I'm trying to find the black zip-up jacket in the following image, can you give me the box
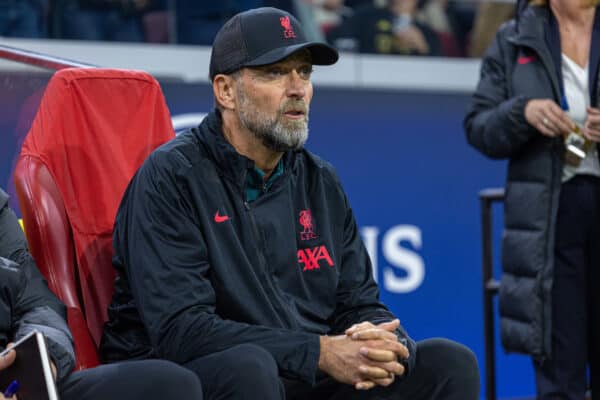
[100,110,416,384]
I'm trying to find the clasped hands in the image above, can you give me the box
[319,319,409,391]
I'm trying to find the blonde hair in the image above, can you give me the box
[529,0,600,5]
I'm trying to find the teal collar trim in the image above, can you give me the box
[245,159,284,202]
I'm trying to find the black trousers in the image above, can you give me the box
[59,359,203,400]
[183,339,479,400]
[535,175,600,399]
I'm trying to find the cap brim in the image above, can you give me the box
[243,42,339,68]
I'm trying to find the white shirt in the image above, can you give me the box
[561,53,600,182]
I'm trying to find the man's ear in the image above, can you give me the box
[213,74,237,110]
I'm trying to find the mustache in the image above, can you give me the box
[281,100,308,114]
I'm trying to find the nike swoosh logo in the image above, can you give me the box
[518,55,536,65]
[214,211,229,223]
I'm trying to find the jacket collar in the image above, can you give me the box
[509,6,562,100]
[511,4,549,46]
[509,5,600,106]
[197,109,297,192]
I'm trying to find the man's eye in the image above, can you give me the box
[267,68,285,77]
[299,67,313,79]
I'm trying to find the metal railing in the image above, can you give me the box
[0,44,95,70]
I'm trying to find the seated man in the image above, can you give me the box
[100,7,480,400]
[0,187,203,400]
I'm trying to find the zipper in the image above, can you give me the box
[539,138,562,362]
[243,199,289,327]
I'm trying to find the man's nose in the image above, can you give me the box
[286,70,307,98]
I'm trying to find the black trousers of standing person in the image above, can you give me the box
[59,359,203,400]
[535,175,600,400]
[183,339,479,400]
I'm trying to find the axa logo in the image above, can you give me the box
[299,210,317,240]
[280,16,296,39]
[297,246,334,271]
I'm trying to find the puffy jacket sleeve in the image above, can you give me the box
[0,190,74,382]
[463,25,535,159]
[324,170,417,376]
[114,154,320,384]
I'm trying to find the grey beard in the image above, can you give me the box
[251,117,309,152]
[237,93,309,152]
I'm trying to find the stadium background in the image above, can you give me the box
[0,38,531,398]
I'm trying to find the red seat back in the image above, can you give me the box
[14,68,174,369]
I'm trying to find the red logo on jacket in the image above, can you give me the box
[297,246,334,271]
[518,55,536,65]
[280,16,296,39]
[299,210,317,240]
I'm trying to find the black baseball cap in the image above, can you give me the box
[209,7,339,80]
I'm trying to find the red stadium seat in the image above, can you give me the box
[14,68,175,370]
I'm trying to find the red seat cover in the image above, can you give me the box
[15,68,174,369]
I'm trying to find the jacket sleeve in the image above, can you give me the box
[0,256,75,383]
[13,305,74,383]
[0,189,30,267]
[115,158,320,384]
[324,172,418,376]
[0,190,75,382]
[463,26,535,159]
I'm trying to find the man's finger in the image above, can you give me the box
[361,358,404,376]
[346,319,399,336]
[355,375,395,389]
[376,319,400,332]
[361,358,405,376]
[381,360,405,376]
[345,321,375,336]
[360,339,410,360]
[360,347,397,362]
[372,375,395,387]
[373,340,410,359]
[345,327,359,335]
[358,364,390,380]
[355,380,376,390]
[352,328,398,341]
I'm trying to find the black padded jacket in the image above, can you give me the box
[464,5,600,360]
